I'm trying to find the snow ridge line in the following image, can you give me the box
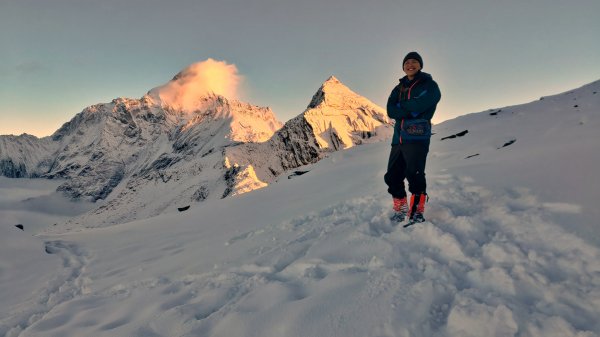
[1,241,90,337]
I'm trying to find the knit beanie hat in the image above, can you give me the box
[403,51,423,69]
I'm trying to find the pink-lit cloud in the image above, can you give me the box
[151,58,242,111]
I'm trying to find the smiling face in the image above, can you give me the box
[403,59,422,80]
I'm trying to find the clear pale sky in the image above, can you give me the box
[1,0,599,137]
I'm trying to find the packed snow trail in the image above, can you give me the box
[0,240,91,337]
[10,174,599,337]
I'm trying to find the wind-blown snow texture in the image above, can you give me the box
[1,79,599,337]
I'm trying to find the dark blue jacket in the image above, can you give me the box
[386,71,441,145]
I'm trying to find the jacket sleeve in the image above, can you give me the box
[386,86,411,119]
[400,80,441,115]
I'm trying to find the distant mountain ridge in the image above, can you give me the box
[0,133,57,178]
[0,69,391,227]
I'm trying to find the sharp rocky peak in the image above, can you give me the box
[307,76,359,109]
[323,75,341,85]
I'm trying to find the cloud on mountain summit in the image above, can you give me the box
[150,58,242,111]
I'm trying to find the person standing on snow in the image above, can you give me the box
[384,51,441,224]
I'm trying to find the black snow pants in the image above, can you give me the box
[384,142,430,199]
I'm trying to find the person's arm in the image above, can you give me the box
[386,86,411,119]
[400,81,441,116]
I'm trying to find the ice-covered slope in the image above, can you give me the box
[1,80,599,337]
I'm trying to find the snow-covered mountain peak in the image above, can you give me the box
[146,87,220,114]
[307,76,356,109]
[177,94,283,144]
[302,76,390,150]
[323,75,341,85]
[221,78,392,201]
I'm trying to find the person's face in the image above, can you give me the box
[403,59,421,78]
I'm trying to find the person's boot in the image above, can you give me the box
[409,193,427,223]
[391,197,408,222]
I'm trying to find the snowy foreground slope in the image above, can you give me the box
[1,80,599,337]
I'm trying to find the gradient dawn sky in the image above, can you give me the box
[1,0,599,137]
